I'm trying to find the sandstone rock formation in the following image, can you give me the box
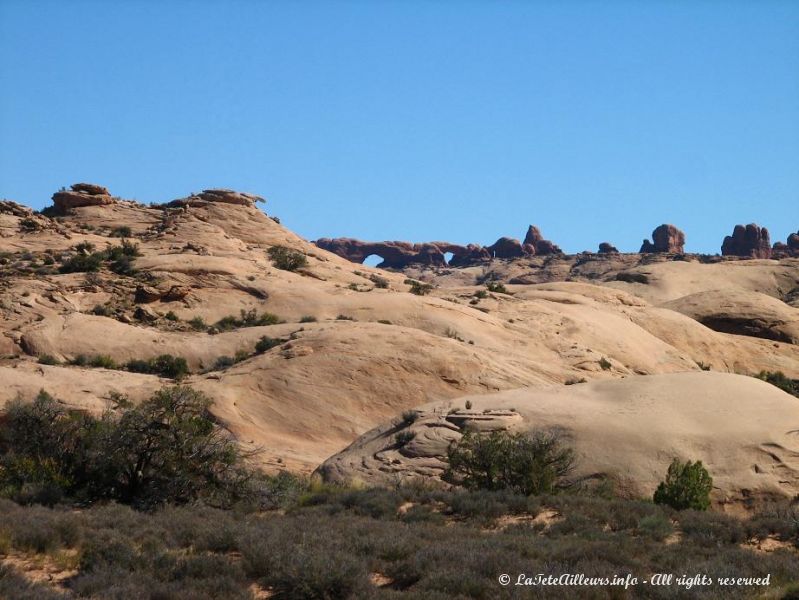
[316,225,562,267]
[195,189,264,205]
[598,242,619,254]
[486,236,525,259]
[640,224,685,253]
[772,230,799,258]
[721,224,771,259]
[2,186,799,486]
[52,182,116,212]
[318,372,799,505]
[522,225,563,255]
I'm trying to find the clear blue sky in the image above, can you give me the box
[1,1,797,253]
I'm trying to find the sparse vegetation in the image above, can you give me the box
[36,354,59,366]
[188,316,207,331]
[405,279,433,296]
[254,336,283,353]
[653,458,713,511]
[109,225,132,238]
[268,246,308,272]
[486,281,508,294]
[58,241,140,275]
[370,274,389,289]
[215,309,282,331]
[299,315,317,323]
[336,314,355,321]
[599,357,612,370]
[394,430,416,447]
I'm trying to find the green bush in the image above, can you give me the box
[215,309,282,331]
[255,336,283,353]
[109,225,132,238]
[405,279,433,296]
[125,355,189,379]
[370,274,389,289]
[444,430,575,496]
[268,246,308,272]
[653,459,713,511]
[756,370,799,398]
[188,316,207,331]
[486,281,508,294]
[37,354,59,366]
[0,387,254,509]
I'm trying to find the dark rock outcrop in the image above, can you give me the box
[52,183,115,212]
[772,231,799,258]
[721,224,771,259]
[317,225,564,267]
[196,189,264,206]
[487,237,525,259]
[522,225,563,255]
[640,224,685,254]
[598,242,619,254]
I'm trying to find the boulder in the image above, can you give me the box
[134,285,162,304]
[721,224,771,259]
[52,183,115,212]
[487,237,525,259]
[640,224,685,254]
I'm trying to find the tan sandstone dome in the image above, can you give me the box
[1,184,798,487]
[317,372,799,507]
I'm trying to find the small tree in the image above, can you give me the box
[653,459,713,511]
[444,430,575,496]
[268,246,308,271]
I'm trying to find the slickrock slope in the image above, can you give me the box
[318,372,799,507]
[1,185,799,485]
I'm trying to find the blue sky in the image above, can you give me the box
[1,1,797,254]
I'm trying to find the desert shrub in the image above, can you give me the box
[124,354,189,379]
[486,281,508,294]
[110,225,132,238]
[89,355,117,369]
[637,513,673,541]
[370,274,389,288]
[756,370,799,398]
[255,336,283,353]
[58,252,104,273]
[188,316,207,331]
[444,430,575,496]
[213,356,236,370]
[268,246,308,272]
[473,289,488,299]
[91,303,112,316]
[37,354,59,365]
[405,279,433,296]
[598,357,612,370]
[299,315,317,323]
[164,311,179,322]
[400,410,419,426]
[18,217,40,232]
[653,459,713,511]
[0,564,70,599]
[215,309,281,331]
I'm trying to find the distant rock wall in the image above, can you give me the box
[316,225,563,268]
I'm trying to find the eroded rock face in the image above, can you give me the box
[640,224,685,254]
[722,224,771,259]
[52,183,116,212]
